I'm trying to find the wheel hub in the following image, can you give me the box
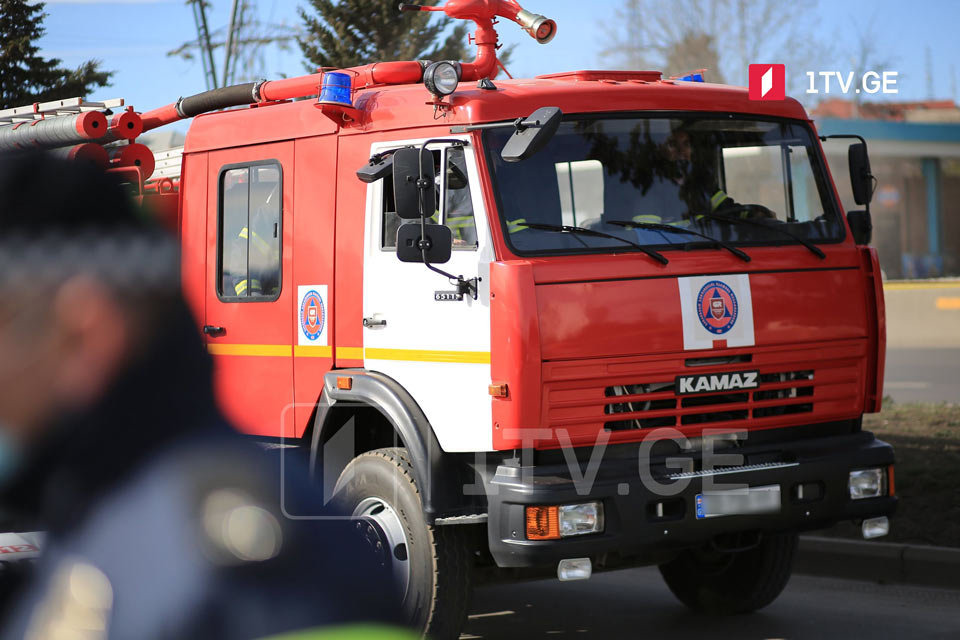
[353,497,411,599]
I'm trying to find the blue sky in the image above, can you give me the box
[34,0,960,124]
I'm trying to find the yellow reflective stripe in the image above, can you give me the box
[240,226,274,256]
[337,347,365,360]
[258,623,419,640]
[506,218,527,233]
[632,214,663,223]
[235,280,247,295]
[883,281,960,291]
[294,345,333,358]
[447,216,474,229]
[364,348,490,364]
[710,190,728,211]
[207,344,489,364]
[207,344,291,357]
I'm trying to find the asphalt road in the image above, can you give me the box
[462,567,960,639]
[884,347,960,403]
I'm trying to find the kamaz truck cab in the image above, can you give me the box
[42,1,895,637]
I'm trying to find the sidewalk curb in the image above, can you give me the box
[796,535,960,590]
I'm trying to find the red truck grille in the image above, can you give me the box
[541,341,866,447]
[604,369,815,430]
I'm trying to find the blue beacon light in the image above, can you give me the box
[676,72,705,83]
[318,72,353,107]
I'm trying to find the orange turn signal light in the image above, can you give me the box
[336,376,353,390]
[525,506,560,540]
[488,383,509,398]
[888,465,895,496]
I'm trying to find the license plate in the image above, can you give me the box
[695,484,781,519]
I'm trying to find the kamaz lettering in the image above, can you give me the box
[676,370,760,395]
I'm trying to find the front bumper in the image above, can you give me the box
[483,430,896,568]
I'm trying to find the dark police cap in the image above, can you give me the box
[0,150,146,233]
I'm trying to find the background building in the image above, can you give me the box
[814,99,960,280]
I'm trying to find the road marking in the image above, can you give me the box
[884,382,931,389]
[936,297,960,310]
[468,611,515,619]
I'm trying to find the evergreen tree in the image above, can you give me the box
[297,0,473,71]
[0,0,111,109]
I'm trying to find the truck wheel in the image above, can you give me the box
[658,531,797,614]
[334,447,472,639]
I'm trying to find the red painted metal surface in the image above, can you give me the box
[108,143,155,180]
[105,109,143,141]
[862,247,886,413]
[201,143,296,437]
[292,135,338,436]
[143,4,881,452]
[490,261,542,449]
[538,339,866,449]
[52,142,109,166]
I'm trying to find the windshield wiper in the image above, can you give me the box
[608,220,751,263]
[696,211,826,259]
[520,223,668,265]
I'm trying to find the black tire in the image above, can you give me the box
[334,447,472,639]
[658,531,797,614]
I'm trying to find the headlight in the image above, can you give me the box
[526,502,604,540]
[423,61,461,98]
[849,468,886,499]
[559,503,604,537]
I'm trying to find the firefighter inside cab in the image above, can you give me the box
[223,166,281,298]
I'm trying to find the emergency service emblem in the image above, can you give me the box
[677,274,755,350]
[298,285,329,346]
[696,281,738,335]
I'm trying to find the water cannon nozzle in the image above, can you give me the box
[516,9,556,44]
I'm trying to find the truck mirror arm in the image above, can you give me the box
[415,140,478,299]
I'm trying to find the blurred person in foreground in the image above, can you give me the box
[0,151,407,640]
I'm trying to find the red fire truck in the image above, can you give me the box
[1,1,897,637]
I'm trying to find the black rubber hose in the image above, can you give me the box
[176,82,259,119]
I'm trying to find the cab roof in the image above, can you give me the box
[185,70,812,153]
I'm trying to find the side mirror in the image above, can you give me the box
[847,210,872,245]
[397,223,452,264]
[501,106,562,163]
[393,147,435,219]
[356,152,394,183]
[848,142,874,206]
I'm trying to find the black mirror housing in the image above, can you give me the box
[393,147,436,219]
[501,106,563,162]
[356,152,394,183]
[848,142,873,206]
[397,223,452,264]
[847,210,872,245]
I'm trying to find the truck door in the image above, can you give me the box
[362,138,494,453]
[204,143,295,436]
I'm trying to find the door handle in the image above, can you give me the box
[362,317,387,328]
[203,325,226,337]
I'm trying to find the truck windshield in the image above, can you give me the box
[485,115,845,256]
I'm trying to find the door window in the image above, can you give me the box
[218,162,282,300]
[381,145,478,250]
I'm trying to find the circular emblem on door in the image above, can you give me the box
[696,280,738,335]
[299,290,325,341]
